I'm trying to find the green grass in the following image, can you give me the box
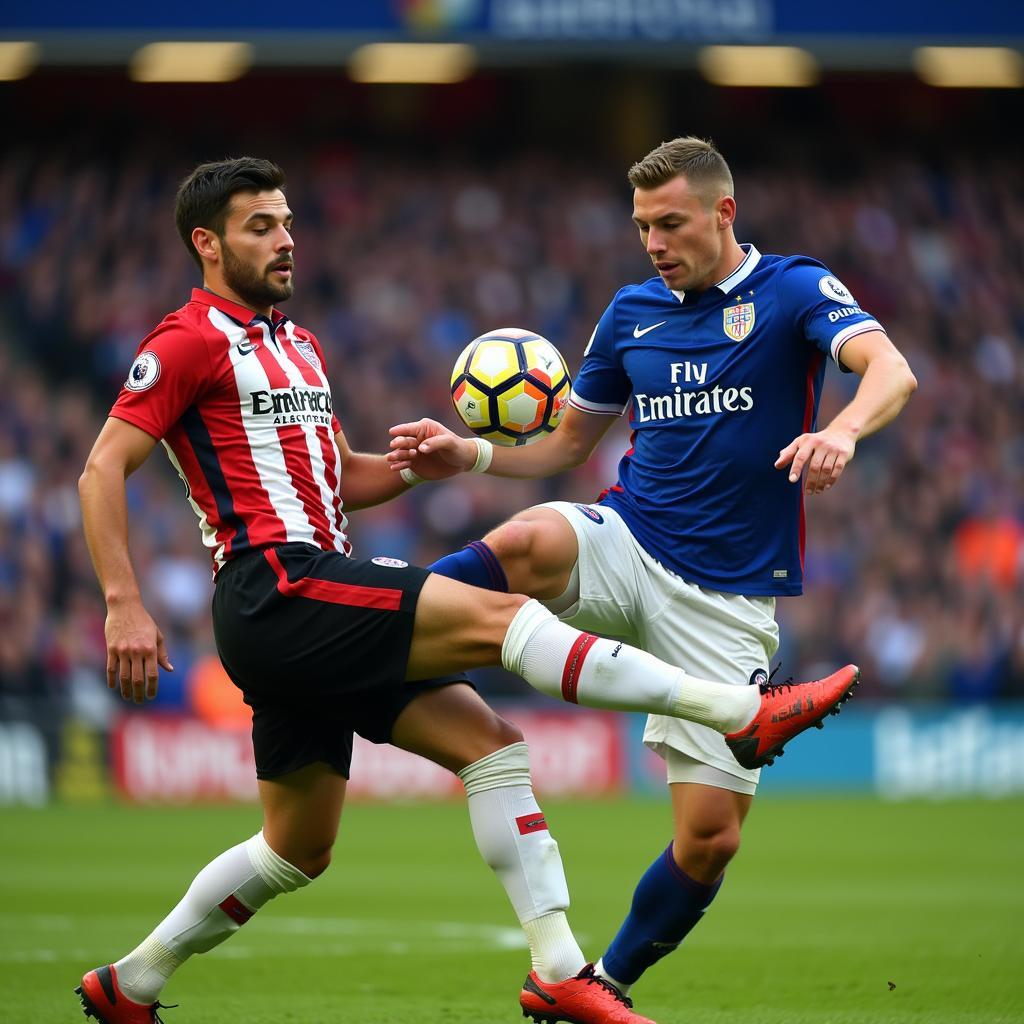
[2,796,1021,1023]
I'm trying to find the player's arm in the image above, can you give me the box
[336,425,461,510]
[79,417,173,703]
[776,329,917,494]
[388,404,614,479]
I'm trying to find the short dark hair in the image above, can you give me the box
[174,157,286,268]
[627,137,733,207]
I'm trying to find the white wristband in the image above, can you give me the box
[470,437,493,474]
[400,467,426,487]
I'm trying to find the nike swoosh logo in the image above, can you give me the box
[522,975,557,1005]
[633,321,667,338]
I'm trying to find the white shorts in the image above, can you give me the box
[537,502,780,793]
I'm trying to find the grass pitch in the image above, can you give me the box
[2,795,1020,1023]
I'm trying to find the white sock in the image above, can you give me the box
[459,742,586,983]
[594,956,632,996]
[114,832,310,1004]
[502,600,758,733]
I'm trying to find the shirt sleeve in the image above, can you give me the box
[777,259,887,374]
[568,297,632,415]
[301,328,342,435]
[109,320,211,440]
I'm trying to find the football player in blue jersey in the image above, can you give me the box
[388,136,916,1006]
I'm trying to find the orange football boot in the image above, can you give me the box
[76,965,173,1023]
[725,664,860,769]
[520,963,657,1024]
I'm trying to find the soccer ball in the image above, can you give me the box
[450,328,571,446]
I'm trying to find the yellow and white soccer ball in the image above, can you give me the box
[450,328,571,446]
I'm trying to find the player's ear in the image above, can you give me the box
[717,195,737,231]
[192,226,220,263]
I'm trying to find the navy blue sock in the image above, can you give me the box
[428,540,509,592]
[601,842,723,986]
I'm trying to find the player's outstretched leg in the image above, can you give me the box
[498,598,860,767]
[723,664,861,768]
[427,540,861,769]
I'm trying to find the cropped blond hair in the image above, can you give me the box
[627,137,733,207]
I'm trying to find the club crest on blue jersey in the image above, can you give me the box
[293,340,322,371]
[723,302,755,342]
[574,504,604,523]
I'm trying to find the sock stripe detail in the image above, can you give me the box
[218,894,255,925]
[516,813,549,835]
[467,540,509,592]
[561,632,598,704]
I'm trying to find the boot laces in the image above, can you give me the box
[759,662,794,696]
[582,969,634,1009]
[151,1002,178,1023]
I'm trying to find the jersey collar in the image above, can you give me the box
[669,243,762,303]
[191,287,290,329]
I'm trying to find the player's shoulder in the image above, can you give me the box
[610,275,675,310]
[760,253,858,303]
[760,252,842,283]
[132,301,216,378]
[757,252,830,277]
[141,301,208,346]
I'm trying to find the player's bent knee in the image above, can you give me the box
[481,714,525,751]
[293,843,334,879]
[485,591,531,635]
[711,828,742,864]
[485,518,537,562]
[446,714,525,771]
[461,591,530,666]
[685,827,741,868]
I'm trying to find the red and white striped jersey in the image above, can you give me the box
[111,288,350,575]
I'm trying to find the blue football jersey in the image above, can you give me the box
[570,244,885,596]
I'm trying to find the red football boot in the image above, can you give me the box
[725,664,860,769]
[520,963,657,1024]
[76,965,174,1023]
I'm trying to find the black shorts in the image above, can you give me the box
[212,543,466,780]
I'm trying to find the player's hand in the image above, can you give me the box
[775,427,856,495]
[104,599,173,703]
[388,419,479,474]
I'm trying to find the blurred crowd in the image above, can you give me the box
[0,139,1022,723]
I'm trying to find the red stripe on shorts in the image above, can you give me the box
[561,632,598,704]
[218,894,254,925]
[264,548,402,611]
[516,813,549,835]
